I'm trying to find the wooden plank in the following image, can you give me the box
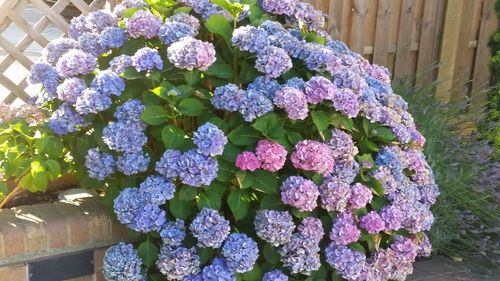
[7,12,49,47]
[393,0,417,79]
[70,0,92,13]
[340,0,353,43]
[373,0,392,66]
[0,0,20,26]
[0,36,33,69]
[470,0,498,114]
[0,74,30,101]
[29,0,69,33]
[328,0,342,38]
[350,0,369,53]
[415,0,440,86]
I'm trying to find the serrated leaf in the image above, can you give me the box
[142,105,168,125]
[227,189,251,221]
[205,14,232,42]
[251,170,278,194]
[311,110,329,132]
[177,98,206,116]
[227,125,261,146]
[169,197,192,219]
[161,125,185,149]
[137,239,159,267]
[260,194,284,210]
[207,62,233,80]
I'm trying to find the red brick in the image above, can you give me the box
[34,204,69,249]
[0,264,27,281]
[94,248,106,281]
[12,206,47,254]
[0,210,26,257]
[78,198,112,242]
[53,201,90,247]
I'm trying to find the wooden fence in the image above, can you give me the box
[0,0,498,114]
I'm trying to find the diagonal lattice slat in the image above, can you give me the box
[0,0,117,105]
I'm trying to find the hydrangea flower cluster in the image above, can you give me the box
[32,0,438,280]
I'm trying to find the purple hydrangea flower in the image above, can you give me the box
[212,84,243,112]
[86,10,117,33]
[139,175,175,205]
[117,151,150,175]
[330,66,367,92]
[238,90,274,122]
[193,122,227,156]
[254,209,295,246]
[301,43,332,70]
[77,33,105,57]
[167,37,216,71]
[360,211,385,234]
[274,87,308,120]
[190,208,230,248]
[280,176,319,212]
[42,38,78,65]
[100,26,128,49]
[391,236,418,262]
[157,246,200,279]
[328,129,359,162]
[325,244,366,281]
[269,32,305,59]
[349,183,373,209]
[235,152,261,171]
[222,233,259,273]
[417,234,432,257]
[330,159,360,184]
[320,176,352,212]
[28,62,59,99]
[263,270,288,281]
[232,26,270,53]
[255,46,292,78]
[255,140,287,172]
[297,217,324,243]
[48,103,86,135]
[293,2,325,31]
[56,49,97,77]
[156,149,183,178]
[261,0,298,16]
[332,88,360,118]
[304,76,335,104]
[280,234,321,275]
[260,20,287,34]
[91,70,125,96]
[85,148,115,180]
[103,242,145,281]
[133,203,167,232]
[68,15,91,39]
[201,258,234,280]
[178,150,218,187]
[75,88,112,115]
[247,76,281,100]
[126,10,162,39]
[167,13,200,31]
[132,47,163,72]
[329,212,360,245]
[159,21,197,45]
[56,77,86,103]
[109,54,132,74]
[380,205,404,231]
[160,219,186,246]
[291,140,335,175]
[103,121,147,152]
[114,99,145,123]
[284,77,306,90]
[113,0,149,17]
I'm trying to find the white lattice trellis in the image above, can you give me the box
[0,0,118,105]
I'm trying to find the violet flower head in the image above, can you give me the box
[103,242,145,281]
[109,54,132,74]
[325,244,366,281]
[360,211,385,234]
[222,233,259,273]
[160,219,186,246]
[291,140,335,175]
[329,212,360,245]
[304,76,335,104]
[255,46,292,78]
[103,121,147,152]
[178,150,218,187]
[126,10,162,39]
[332,88,360,118]
[260,0,298,16]
[131,47,163,72]
[232,26,270,53]
[293,2,326,31]
[167,37,216,71]
[238,90,274,122]
[319,176,352,212]
[74,88,112,115]
[68,15,91,39]
[139,175,175,205]
[158,21,197,45]
[235,152,261,171]
[280,234,321,275]
[380,205,404,231]
[29,62,59,99]
[190,208,230,248]
[114,99,145,124]
[42,38,78,66]
[254,209,295,246]
[328,129,358,162]
[56,77,86,104]
[167,12,200,31]
[247,76,281,100]
[297,217,324,243]
[274,86,309,120]
[193,122,227,156]
[212,84,243,112]
[86,10,117,33]
[48,103,87,135]
[85,148,115,181]
[349,183,373,209]
[263,270,288,281]
[91,70,125,96]
[156,149,183,178]
[280,176,319,212]
[255,140,287,172]
[117,151,150,176]
[156,245,200,280]
[201,258,234,280]
[77,32,105,57]
[56,49,97,78]
[100,26,128,49]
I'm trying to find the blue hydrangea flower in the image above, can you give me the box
[293,2,326,31]
[239,90,274,122]
[159,21,197,45]
[55,49,97,78]
[29,62,59,103]
[42,38,78,65]
[113,187,144,226]
[156,149,183,178]
[260,0,298,16]
[269,32,305,58]
[131,47,163,72]
[114,99,145,123]
[109,54,132,74]
[178,150,218,187]
[263,270,288,281]
[212,84,243,112]
[193,122,227,156]
[222,233,259,273]
[167,12,200,31]
[77,32,105,57]
[68,15,90,39]
[56,77,86,104]
[100,26,128,49]
[255,209,295,246]
[375,146,404,182]
[247,76,281,100]
[325,244,366,280]
[139,175,175,205]
[284,77,306,91]
[260,20,287,34]
[103,121,147,152]
[301,43,332,70]
[280,234,321,275]
[190,208,230,248]
[167,37,216,71]
[117,151,150,176]
[103,242,145,281]
[156,245,200,280]
[255,46,292,78]
[85,148,115,180]
[48,103,86,135]
[75,88,112,115]
[232,26,270,53]
[201,258,234,281]
[91,70,125,96]
[160,219,186,246]
[86,10,117,33]
[133,203,167,232]
[126,10,162,39]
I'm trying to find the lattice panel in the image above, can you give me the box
[0,0,118,105]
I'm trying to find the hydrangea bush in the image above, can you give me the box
[28,0,439,280]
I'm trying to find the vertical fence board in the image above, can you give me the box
[416,0,441,86]
[373,0,392,66]
[350,0,369,53]
[394,0,417,79]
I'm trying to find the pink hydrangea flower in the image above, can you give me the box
[255,140,287,172]
[280,176,319,211]
[235,152,261,171]
[360,211,385,234]
[349,183,373,209]
[291,140,334,175]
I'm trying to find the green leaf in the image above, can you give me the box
[287,131,304,145]
[251,170,278,194]
[242,264,262,281]
[263,244,280,264]
[142,105,168,125]
[251,112,280,135]
[0,182,8,197]
[169,197,192,219]
[236,171,254,189]
[198,188,223,210]
[35,136,63,158]
[207,62,233,80]
[260,194,284,210]
[311,110,329,132]
[221,143,241,162]
[122,7,140,18]
[371,126,396,142]
[205,14,232,42]
[150,81,180,100]
[198,247,214,265]
[44,159,61,179]
[174,6,192,14]
[122,68,143,80]
[365,177,384,196]
[179,186,198,201]
[227,125,261,146]
[161,125,185,149]
[370,196,389,211]
[177,98,206,116]
[184,70,200,85]
[217,159,236,182]
[227,189,251,221]
[137,239,159,267]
